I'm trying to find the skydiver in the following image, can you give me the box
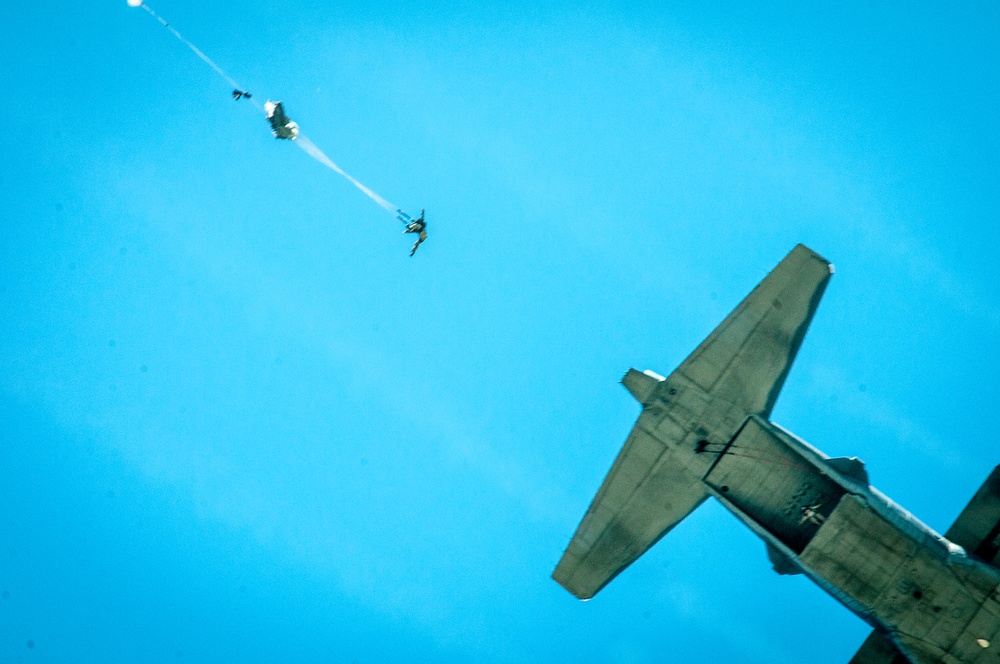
[232,89,252,100]
[403,209,427,257]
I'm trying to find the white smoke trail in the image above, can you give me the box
[295,135,399,215]
[136,1,410,222]
[140,3,263,113]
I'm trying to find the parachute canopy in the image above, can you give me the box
[265,101,299,140]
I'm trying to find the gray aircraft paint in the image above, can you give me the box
[554,245,1000,664]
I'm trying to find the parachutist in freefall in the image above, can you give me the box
[232,89,252,100]
[403,209,427,256]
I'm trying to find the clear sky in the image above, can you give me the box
[1,1,998,662]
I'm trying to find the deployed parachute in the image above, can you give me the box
[264,101,299,140]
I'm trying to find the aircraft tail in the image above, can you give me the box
[553,245,833,600]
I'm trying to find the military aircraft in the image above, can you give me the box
[553,245,1000,664]
[264,100,299,140]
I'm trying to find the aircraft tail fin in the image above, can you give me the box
[621,368,664,405]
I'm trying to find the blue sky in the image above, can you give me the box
[1,1,998,662]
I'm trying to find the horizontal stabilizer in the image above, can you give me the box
[945,465,1000,567]
[552,423,708,599]
[676,243,832,418]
